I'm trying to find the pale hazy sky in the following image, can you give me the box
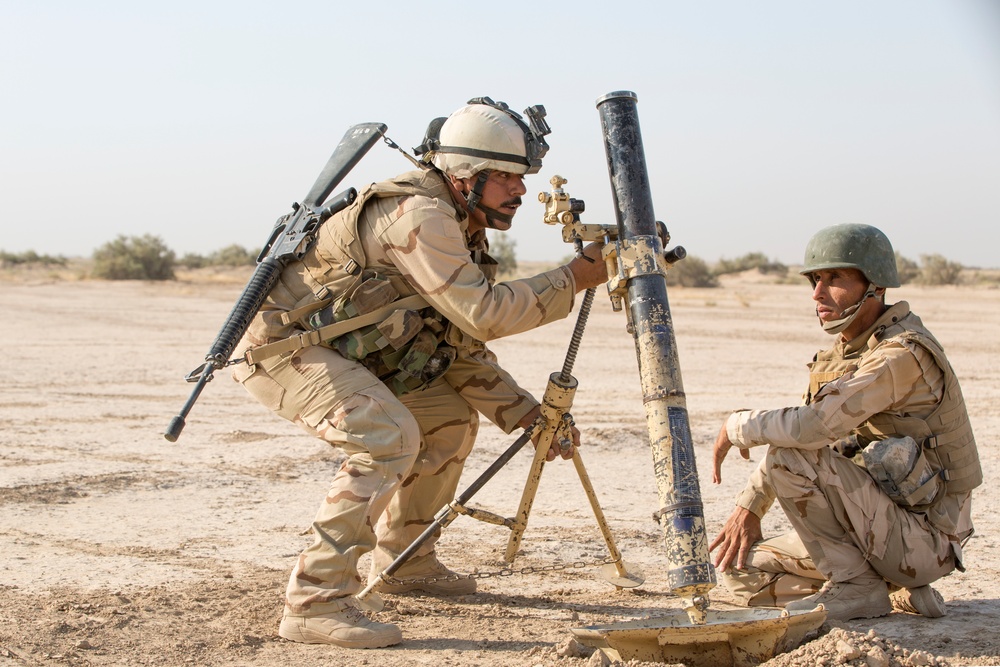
[2,1,999,267]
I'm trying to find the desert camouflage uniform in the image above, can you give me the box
[720,302,980,606]
[233,168,577,615]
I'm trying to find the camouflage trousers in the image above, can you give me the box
[721,446,957,607]
[235,343,476,615]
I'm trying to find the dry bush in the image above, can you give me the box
[894,251,920,284]
[667,254,719,287]
[917,253,963,286]
[92,234,176,280]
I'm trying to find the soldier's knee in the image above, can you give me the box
[765,446,825,477]
[375,406,421,465]
[718,567,775,606]
[328,391,421,465]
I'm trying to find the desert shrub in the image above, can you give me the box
[0,250,68,267]
[666,255,719,287]
[209,244,257,267]
[178,252,209,269]
[178,245,257,269]
[714,252,786,276]
[92,234,176,280]
[489,234,518,275]
[968,269,1000,287]
[917,253,963,286]
[894,251,919,285]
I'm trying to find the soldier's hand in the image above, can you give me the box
[517,406,577,462]
[709,506,762,572]
[567,242,608,292]
[712,420,749,484]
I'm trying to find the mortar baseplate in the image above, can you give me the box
[571,605,827,667]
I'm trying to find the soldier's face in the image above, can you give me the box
[808,268,868,324]
[460,170,527,232]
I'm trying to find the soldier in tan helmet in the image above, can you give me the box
[710,223,980,622]
[232,98,608,648]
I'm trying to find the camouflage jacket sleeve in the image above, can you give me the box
[726,341,942,450]
[376,198,577,341]
[733,457,776,519]
[445,345,537,434]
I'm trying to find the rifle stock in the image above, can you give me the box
[164,122,387,442]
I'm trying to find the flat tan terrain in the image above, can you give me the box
[1,268,998,666]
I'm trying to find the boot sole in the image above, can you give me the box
[891,586,946,618]
[278,619,402,649]
[824,600,893,622]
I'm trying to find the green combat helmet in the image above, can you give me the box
[799,223,901,288]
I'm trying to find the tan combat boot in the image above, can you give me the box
[278,603,402,648]
[785,569,892,621]
[371,553,477,596]
[889,585,947,618]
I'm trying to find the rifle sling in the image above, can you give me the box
[244,293,430,366]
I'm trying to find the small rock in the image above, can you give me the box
[865,646,889,667]
[907,650,933,666]
[587,649,612,667]
[556,637,586,658]
[836,639,860,661]
[75,640,93,650]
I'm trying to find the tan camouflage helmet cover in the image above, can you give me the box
[423,98,549,179]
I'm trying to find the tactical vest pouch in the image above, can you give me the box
[862,436,944,509]
[329,307,455,397]
[386,328,457,396]
[308,273,399,330]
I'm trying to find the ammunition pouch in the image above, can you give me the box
[309,273,455,396]
[308,271,399,329]
[862,436,944,510]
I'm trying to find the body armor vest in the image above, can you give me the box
[244,169,497,395]
[806,311,981,499]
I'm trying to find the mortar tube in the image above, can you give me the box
[596,91,716,621]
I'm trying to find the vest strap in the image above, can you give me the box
[245,293,429,366]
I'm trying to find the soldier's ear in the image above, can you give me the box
[448,174,471,194]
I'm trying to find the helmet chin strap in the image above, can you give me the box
[462,170,514,229]
[477,205,514,229]
[820,283,878,335]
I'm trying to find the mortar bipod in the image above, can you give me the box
[355,424,539,612]
[356,289,642,613]
[503,365,643,590]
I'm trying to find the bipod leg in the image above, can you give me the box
[570,449,645,588]
[506,288,594,563]
[504,372,577,562]
[356,422,538,612]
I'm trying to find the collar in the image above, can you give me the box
[841,301,911,355]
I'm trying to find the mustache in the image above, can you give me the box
[500,197,522,208]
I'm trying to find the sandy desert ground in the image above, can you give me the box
[1,265,998,667]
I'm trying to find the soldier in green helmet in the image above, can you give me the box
[710,223,980,622]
